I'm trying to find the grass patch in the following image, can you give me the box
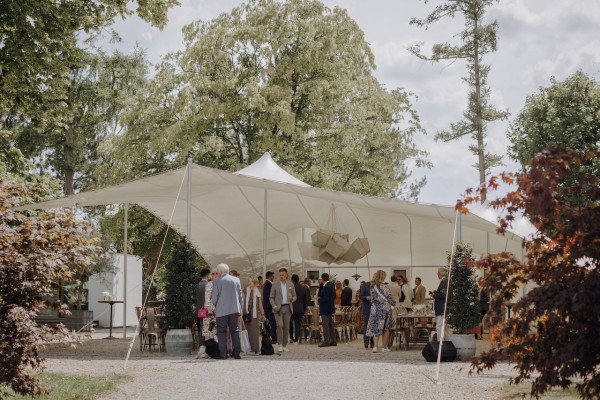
[499,381,581,399]
[2,372,129,400]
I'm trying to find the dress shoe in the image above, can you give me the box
[318,343,331,348]
[331,342,337,346]
[364,343,369,349]
[234,355,242,359]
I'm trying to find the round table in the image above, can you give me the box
[98,300,124,339]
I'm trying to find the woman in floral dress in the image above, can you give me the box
[365,270,395,353]
[202,268,218,341]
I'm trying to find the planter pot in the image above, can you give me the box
[449,333,476,361]
[165,328,194,356]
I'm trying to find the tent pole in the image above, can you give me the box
[457,211,462,242]
[263,189,267,279]
[122,202,128,339]
[187,156,192,239]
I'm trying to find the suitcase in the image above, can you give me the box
[422,340,457,362]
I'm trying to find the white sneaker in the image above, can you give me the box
[196,345,206,359]
[282,346,289,352]
[293,341,299,345]
[278,345,283,353]
[381,347,391,353]
[372,347,378,353]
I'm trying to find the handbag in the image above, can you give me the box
[239,322,252,353]
[243,313,252,323]
[197,307,209,318]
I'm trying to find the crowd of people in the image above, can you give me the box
[192,263,487,358]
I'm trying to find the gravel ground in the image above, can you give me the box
[42,330,516,400]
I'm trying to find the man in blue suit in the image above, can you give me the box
[317,273,336,347]
[211,263,243,359]
[359,280,373,348]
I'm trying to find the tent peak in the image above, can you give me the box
[234,152,311,187]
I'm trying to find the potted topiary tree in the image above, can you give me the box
[446,242,481,361]
[161,237,200,355]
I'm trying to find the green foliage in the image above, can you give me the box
[0,0,178,117]
[161,238,201,330]
[0,178,105,397]
[462,149,600,399]
[446,242,481,333]
[1,372,129,400]
[410,0,508,200]
[507,71,600,180]
[101,0,430,199]
[14,49,149,195]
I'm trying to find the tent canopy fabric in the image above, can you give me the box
[16,153,524,276]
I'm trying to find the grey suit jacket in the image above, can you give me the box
[211,273,243,318]
[269,280,297,314]
[195,279,208,310]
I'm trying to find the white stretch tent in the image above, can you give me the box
[16,153,524,276]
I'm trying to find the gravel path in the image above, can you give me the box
[42,335,516,400]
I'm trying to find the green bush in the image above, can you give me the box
[446,242,481,334]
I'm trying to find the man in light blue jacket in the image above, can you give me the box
[211,263,243,359]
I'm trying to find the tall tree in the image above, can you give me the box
[101,0,430,199]
[410,0,508,202]
[458,148,600,399]
[15,50,148,195]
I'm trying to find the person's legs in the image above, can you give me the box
[265,309,278,344]
[227,313,241,358]
[280,305,292,347]
[382,330,390,349]
[321,314,332,345]
[292,312,302,342]
[196,317,205,347]
[362,306,371,347]
[216,316,228,359]
[328,313,336,345]
[435,315,452,341]
[274,310,284,349]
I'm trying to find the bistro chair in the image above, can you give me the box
[135,306,147,351]
[143,307,165,352]
[307,306,323,344]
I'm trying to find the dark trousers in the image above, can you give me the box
[362,305,371,345]
[321,314,336,345]
[216,314,240,358]
[289,311,304,342]
[264,308,278,344]
[196,316,205,347]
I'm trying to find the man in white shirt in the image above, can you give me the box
[269,268,297,352]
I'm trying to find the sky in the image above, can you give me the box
[103,0,600,208]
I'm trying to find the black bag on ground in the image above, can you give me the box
[260,320,275,356]
[204,339,221,359]
[422,340,457,362]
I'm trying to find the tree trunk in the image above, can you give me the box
[473,13,486,203]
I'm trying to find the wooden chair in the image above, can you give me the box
[135,306,146,351]
[143,307,165,352]
[307,306,322,344]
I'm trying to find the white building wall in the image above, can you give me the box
[88,254,143,328]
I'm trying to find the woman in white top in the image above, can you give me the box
[244,276,265,354]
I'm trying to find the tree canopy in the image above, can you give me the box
[100,0,430,199]
[459,148,600,399]
[508,71,600,170]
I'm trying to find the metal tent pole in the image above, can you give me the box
[263,189,268,278]
[122,202,128,339]
[187,157,192,239]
